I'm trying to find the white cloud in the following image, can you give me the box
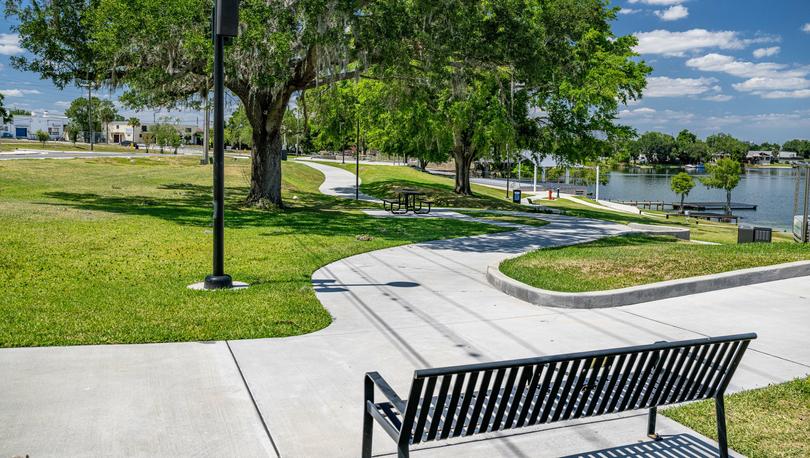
[0,33,23,56]
[619,8,641,15]
[704,94,733,102]
[629,0,684,5]
[634,29,746,57]
[54,101,71,108]
[753,47,780,58]
[733,77,810,92]
[645,76,719,97]
[686,53,807,79]
[686,53,810,99]
[760,89,810,99]
[802,23,810,33]
[0,89,42,97]
[655,5,688,21]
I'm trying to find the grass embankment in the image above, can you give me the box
[0,157,504,347]
[316,161,526,210]
[540,197,793,244]
[664,377,810,458]
[0,140,139,153]
[456,210,549,227]
[500,234,810,292]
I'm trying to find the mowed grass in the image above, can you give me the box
[0,140,139,153]
[316,161,525,210]
[0,157,504,347]
[539,197,794,244]
[664,377,810,458]
[500,234,810,292]
[456,210,549,227]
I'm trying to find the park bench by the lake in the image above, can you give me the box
[382,189,433,215]
[363,333,755,458]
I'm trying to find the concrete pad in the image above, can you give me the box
[0,342,276,457]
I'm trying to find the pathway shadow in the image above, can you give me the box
[313,278,420,293]
[559,433,726,458]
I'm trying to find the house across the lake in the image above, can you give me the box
[745,150,773,165]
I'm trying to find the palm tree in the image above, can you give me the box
[127,117,141,146]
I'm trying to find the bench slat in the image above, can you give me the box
[426,375,452,441]
[440,373,466,440]
[551,359,583,422]
[669,344,706,404]
[706,342,741,399]
[491,366,520,431]
[515,364,545,428]
[585,355,615,417]
[453,372,478,437]
[412,377,437,444]
[465,370,493,436]
[503,365,534,430]
[687,342,723,400]
[478,368,508,434]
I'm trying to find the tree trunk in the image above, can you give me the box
[726,190,732,216]
[245,93,290,208]
[419,158,427,171]
[680,194,685,213]
[452,143,474,195]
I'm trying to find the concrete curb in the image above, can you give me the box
[487,260,810,309]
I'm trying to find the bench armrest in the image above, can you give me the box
[365,372,406,413]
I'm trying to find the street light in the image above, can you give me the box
[202,0,239,290]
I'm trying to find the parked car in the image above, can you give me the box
[0,132,13,139]
[120,140,134,147]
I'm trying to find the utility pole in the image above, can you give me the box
[201,0,239,290]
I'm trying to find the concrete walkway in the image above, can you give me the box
[2,161,809,457]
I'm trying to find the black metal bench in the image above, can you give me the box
[363,333,755,457]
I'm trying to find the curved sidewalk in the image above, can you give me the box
[230,163,810,457]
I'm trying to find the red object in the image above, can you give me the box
[548,189,554,200]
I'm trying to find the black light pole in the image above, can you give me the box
[203,0,239,290]
[356,115,360,200]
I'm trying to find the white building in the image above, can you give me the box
[0,111,69,140]
[778,151,800,164]
[104,121,204,145]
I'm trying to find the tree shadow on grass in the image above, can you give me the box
[362,179,519,211]
[41,183,489,242]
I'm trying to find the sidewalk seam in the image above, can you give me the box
[226,340,281,457]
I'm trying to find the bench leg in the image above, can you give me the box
[362,377,374,458]
[396,439,410,458]
[647,407,660,440]
[715,396,729,458]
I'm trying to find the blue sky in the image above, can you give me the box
[1,0,809,142]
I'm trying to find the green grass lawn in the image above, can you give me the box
[456,210,549,227]
[500,234,810,292]
[315,161,525,210]
[0,140,141,153]
[0,157,505,347]
[539,197,794,244]
[665,377,810,457]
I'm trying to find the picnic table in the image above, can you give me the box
[383,189,433,215]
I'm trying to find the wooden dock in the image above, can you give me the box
[672,202,757,211]
[614,200,666,211]
[666,212,740,223]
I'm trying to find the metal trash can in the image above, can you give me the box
[738,225,772,244]
[512,189,522,203]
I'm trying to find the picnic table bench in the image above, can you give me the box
[363,333,755,457]
[383,189,433,215]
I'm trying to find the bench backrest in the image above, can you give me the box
[400,333,754,445]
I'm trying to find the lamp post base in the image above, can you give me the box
[204,274,233,289]
[188,276,249,291]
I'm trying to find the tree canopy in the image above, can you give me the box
[64,96,117,142]
[0,94,11,124]
[701,158,742,215]
[670,172,695,210]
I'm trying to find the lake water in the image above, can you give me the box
[595,167,802,230]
